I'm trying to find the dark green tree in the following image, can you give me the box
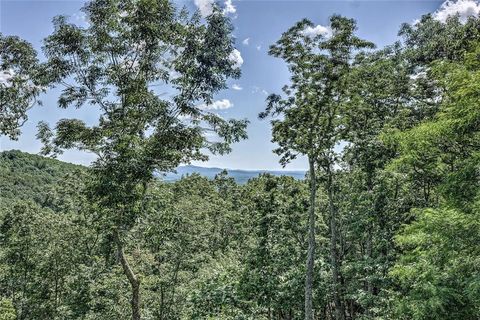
[261,16,373,320]
[390,44,480,319]
[27,1,248,318]
[238,174,308,319]
[338,45,410,317]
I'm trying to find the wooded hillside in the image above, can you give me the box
[1,0,480,319]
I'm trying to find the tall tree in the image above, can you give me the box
[31,1,247,319]
[261,15,373,320]
[339,45,410,317]
[318,18,375,320]
[260,18,330,320]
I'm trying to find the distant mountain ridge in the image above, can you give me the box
[161,165,306,184]
[0,150,306,187]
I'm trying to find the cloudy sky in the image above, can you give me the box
[0,0,478,170]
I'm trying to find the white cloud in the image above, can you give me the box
[301,24,332,38]
[232,84,243,90]
[194,0,236,17]
[72,12,90,26]
[223,0,236,15]
[199,99,234,110]
[252,86,268,95]
[0,69,14,87]
[433,0,480,23]
[194,0,214,17]
[256,45,262,51]
[242,37,250,45]
[229,49,243,68]
[0,70,43,92]
[168,69,181,81]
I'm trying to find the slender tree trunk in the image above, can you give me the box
[366,231,373,295]
[305,157,316,320]
[115,235,141,320]
[326,164,344,320]
[365,172,374,317]
[365,230,373,318]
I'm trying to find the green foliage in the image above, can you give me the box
[0,34,45,140]
[391,207,480,319]
[2,4,480,320]
[0,150,83,207]
[238,175,308,318]
[261,15,374,165]
[388,44,480,320]
[399,14,480,64]
[0,298,16,320]
[9,1,249,319]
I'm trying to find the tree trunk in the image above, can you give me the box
[305,157,316,320]
[326,164,344,320]
[365,230,373,318]
[116,235,141,320]
[365,172,374,317]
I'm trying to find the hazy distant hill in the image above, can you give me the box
[160,165,306,184]
[0,151,305,196]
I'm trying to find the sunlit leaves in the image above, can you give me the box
[0,34,45,139]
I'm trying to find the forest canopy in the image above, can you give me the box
[1,0,480,319]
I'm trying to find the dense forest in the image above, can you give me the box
[1,0,480,319]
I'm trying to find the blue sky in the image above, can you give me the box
[0,0,467,170]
